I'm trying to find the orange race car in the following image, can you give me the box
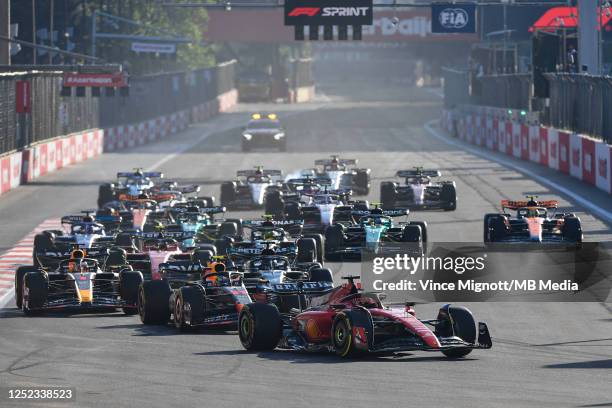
[483,196,582,243]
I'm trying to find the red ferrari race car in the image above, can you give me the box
[238,276,492,358]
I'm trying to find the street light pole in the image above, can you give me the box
[32,0,36,64]
[49,0,54,64]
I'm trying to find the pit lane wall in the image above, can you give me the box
[441,107,612,195]
[0,89,237,197]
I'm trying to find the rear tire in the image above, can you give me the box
[302,234,324,264]
[309,268,333,283]
[265,191,285,218]
[324,225,344,262]
[562,217,583,243]
[120,270,144,315]
[380,182,397,208]
[220,182,236,207]
[440,183,457,211]
[296,238,317,263]
[238,303,281,351]
[98,183,115,208]
[138,280,171,324]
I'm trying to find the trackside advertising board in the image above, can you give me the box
[431,3,477,34]
[284,0,373,26]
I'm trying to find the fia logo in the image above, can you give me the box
[439,8,469,29]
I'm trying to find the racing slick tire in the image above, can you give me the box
[408,221,428,244]
[324,224,345,262]
[332,313,365,358]
[440,183,457,211]
[265,191,285,218]
[562,217,583,243]
[380,182,397,208]
[214,237,234,257]
[285,202,302,221]
[22,271,48,315]
[174,286,205,332]
[302,234,324,264]
[192,249,214,265]
[239,303,282,351]
[297,238,317,263]
[138,280,172,325]
[401,225,422,242]
[115,233,136,250]
[219,221,239,239]
[119,270,144,315]
[225,218,244,237]
[435,305,476,358]
[196,243,216,256]
[33,232,55,266]
[98,183,115,208]
[353,169,371,195]
[483,214,499,243]
[488,215,507,242]
[15,266,40,309]
[220,182,237,207]
[309,268,334,283]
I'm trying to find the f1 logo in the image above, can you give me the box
[288,7,320,17]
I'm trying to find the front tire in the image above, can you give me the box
[238,303,281,351]
[436,305,476,358]
[138,280,171,324]
[332,314,361,357]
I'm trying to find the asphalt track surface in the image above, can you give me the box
[0,80,611,408]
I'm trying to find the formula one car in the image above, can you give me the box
[242,113,286,152]
[226,218,323,266]
[33,213,117,268]
[380,168,457,211]
[16,249,143,315]
[266,186,370,234]
[324,206,427,261]
[311,156,371,195]
[238,276,492,358]
[138,260,252,330]
[220,166,283,209]
[484,197,582,243]
[241,254,332,301]
[98,169,200,208]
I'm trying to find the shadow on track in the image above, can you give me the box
[543,359,612,369]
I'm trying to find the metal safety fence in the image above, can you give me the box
[100,60,237,128]
[470,74,531,111]
[0,61,237,156]
[544,74,612,144]
[0,72,99,155]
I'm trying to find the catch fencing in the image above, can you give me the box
[0,61,237,156]
[544,74,612,144]
[0,71,99,155]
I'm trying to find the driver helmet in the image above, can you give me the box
[138,192,149,200]
[263,231,275,240]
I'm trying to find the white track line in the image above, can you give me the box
[424,120,612,224]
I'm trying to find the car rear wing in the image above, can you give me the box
[116,171,163,179]
[228,244,296,257]
[242,219,304,228]
[396,169,441,178]
[352,209,409,217]
[501,200,559,210]
[285,177,333,186]
[135,230,195,240]
[173,184,201,195]
[269,281,334,295]
[237,169,282,177]
[159,261,203,281]
[315,158,357,166]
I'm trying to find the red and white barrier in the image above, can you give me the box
[445,109,612,194]
[104,88,238,153]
